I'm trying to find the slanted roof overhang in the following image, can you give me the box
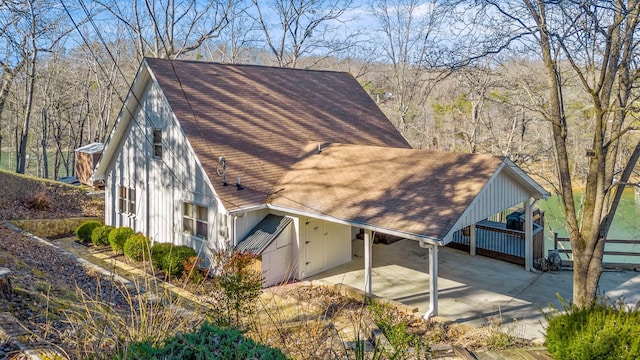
[266,203,443,246]
[268,143,502,243]
[439,159,551,244]
[236,214,293,255]
[227,202,442,246]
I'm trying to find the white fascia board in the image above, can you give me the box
[266,204,443,246]
[94,60,151,180]
[227,204,268,216]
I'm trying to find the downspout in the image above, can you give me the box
[525,198,535,271]
[145,153,150,237]
[420,239,438,319]
[231,214,238,248]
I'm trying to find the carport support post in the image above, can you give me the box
[425,243,438,319]
[469,224,476,256]
[364,230,372,295]
[525,199,533,271]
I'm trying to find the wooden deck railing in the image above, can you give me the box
[450,222,544,266]
[553,233,640,267]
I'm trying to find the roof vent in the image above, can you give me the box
[317,144,322,153]
[217,157,228,186]
[236,177,243,190]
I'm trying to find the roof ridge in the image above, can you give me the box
[307,142,502,159]
[144,57,353,75]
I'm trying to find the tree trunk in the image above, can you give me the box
[17,63,36,174]
[41,108,48,179]
[18,0,38,174]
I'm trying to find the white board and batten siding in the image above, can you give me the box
[299,216,351,279]
[104,78,227,261]
[260,222,294,287]
[442,165,538,244]
[234,208,271,241]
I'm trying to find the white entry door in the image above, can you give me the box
[305,219,326,277]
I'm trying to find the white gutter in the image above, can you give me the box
[227,204,268,216]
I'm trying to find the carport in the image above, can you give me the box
[269,143,550,319]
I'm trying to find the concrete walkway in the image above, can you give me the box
[312,238,640,343]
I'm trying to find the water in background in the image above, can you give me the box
[539,188,640,264]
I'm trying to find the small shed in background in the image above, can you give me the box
[75,142,104,187]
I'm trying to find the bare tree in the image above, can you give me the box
[252,0,356,68]
[370,0,454,144]
[0,1,30,164]
[465,0,640,308]
[94,0,235,60]
[203,2,258,63]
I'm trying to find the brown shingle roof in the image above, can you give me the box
[269,143,504,240]
[145,58,410,211]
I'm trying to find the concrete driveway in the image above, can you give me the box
[311,238,640,342]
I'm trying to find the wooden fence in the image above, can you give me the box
[553,234,640,269]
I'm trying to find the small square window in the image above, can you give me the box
[153,129,163,158]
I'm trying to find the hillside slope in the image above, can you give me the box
[0,169,103,220]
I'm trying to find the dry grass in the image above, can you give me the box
[0,169,103,221]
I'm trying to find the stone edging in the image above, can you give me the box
[8,217,101,239]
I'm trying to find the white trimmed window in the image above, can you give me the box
[153,129,163,158]
[183,202,208,239]
[118,186,136,215]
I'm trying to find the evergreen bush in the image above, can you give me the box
[90,225,113,246]
[151,243,173,270]
[75,220,102,243]
[108,227,134,253]
[126,322,286,359]
[149,243,198,278]
[162,246,197,278]
[545,296,640,360]
[123,233,151,262]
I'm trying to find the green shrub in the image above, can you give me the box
[75,220,102,243]
[108,227,134,253]
[163,246,197,278]
[149,243,197,278]
[151,243,173,270]
[90,225,113,246]
[126,322,286,360]
[545,296,640,360]
[123,233,151,262]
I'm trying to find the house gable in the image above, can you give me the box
[97,61,226,252]
[441,161,550,244]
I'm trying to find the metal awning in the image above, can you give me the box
[236,215,292,255]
